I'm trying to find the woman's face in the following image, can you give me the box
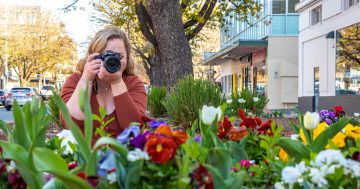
[104,38,127,70]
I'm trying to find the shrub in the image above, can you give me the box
[147,86,167,118]
[225,88,268,117]
[162,76,222,129]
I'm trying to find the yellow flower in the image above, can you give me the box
[345,124,360,139]
[299,122,327,144]
[279,148,288,163]
[326,132,346,148]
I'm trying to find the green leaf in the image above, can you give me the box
[125,161,143,189]
[207,148,232,179]
[93,137,128,157]
[223,172,245,189]
[80,89,93,150]
[311,117,352,153]
[0,141,43,188]
[204,164,226,189]
[85,151,98,176]
[229,138,248,161]
[54,94,90,159]
[0,119,12,140]
[91,114,102,122]
[32,148,93,189]
[278,137,310,161]
[99,106,107,119]
[12,100,30,149]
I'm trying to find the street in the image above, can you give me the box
[0,106,14,123]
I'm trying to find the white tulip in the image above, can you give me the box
[282,166,301,185]
[56,129,77,155]
[238,98,246,104]
[127,148,149,162]
[253,97,259,102]
[226,99,233,104]
[303,112,320,130]
[354,112,360,117]
[201,105,222,125]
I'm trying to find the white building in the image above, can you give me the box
[296,0,360,114]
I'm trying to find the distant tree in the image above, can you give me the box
[6,11,77,86]
[66,0,261,86]
[337,23,360,65]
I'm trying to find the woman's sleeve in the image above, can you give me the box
[59,73,84,128]
[113,76,147,130]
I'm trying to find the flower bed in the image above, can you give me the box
[0,93,360,188]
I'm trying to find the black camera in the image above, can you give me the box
[94,50,122,73]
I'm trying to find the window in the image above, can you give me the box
[343,0,359,10]
[272,0,286,14]
[288,0,300,13]
[336,22,360,95]
[311,6,322,26]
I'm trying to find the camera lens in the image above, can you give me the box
[104,56,120,73]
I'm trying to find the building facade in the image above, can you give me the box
[296,0,360,114]
[203,0,300,110]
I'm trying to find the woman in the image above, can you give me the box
[60,26,147,142]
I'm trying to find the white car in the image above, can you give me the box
[40,85,55,100]
[5,87,41,111]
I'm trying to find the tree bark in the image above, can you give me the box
[146,0,193,87]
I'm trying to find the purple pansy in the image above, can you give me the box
[130,131,150,150]
[116,125,140,144]
[194,135,202,143]
[149,120,167,130]
[97,151,116,177]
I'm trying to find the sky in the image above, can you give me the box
[0,0,101,58]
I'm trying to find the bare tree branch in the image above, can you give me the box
[61,0,79,11]
[183,0,213,29]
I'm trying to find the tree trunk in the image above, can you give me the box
[149,45,167,86]
[146,0,193,87]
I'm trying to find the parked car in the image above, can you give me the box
[0,90,9,105]
[5,87,41,111]
[40,85,55,100]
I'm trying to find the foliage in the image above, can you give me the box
[1,10,77,86]
[225,88,269,117]
[162,76,222,128]
[92,107,114,137]
[147,86,167,118]
[48,89,63,128]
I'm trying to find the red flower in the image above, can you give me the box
[229,126,248,141]
[334,106,343,113]
[223,117,232,130]
[352,152,360,162]
[238,109,262,129]
[240,160,251,167]
[76,172,99,187]
[238,109,246,120]
[190,165,214,189]
[68,162,78,170]
[258,119,273,136]
[140,115,152,128]
[251,107,256,112]
[145,135,177,164]
[217,121,227,140]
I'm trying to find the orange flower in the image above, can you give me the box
[145,135,177,164]
[172,130,188,145]
[155,125,188,145]
[229,126,247,141]
[279,148,288,163]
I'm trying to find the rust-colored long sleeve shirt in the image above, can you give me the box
[60,73,147,142]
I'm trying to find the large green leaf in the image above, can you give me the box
[80,89,93,149]
[204,164,226,189]
[207,148,232,179]
[278,137,310,161]
[54,94,90,159]
[228,137,248,162]
[125,161,143,189]
[0,141,43,188]
[311,117,352,153]
[32,148,93,189]
[12,101,30,149]
[223,171,245,189]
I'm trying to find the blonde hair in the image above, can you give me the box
[77,26,135,76]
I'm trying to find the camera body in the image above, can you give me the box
[94,50,122,73]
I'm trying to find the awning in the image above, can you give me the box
[202,40,268,66]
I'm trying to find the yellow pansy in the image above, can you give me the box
[299,122,327,144]
[326,132,346,148]
[279,148,288,163]
[345,124,360,139]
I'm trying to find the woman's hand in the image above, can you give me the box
[98,56,127,84]
[81,53,101,82]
